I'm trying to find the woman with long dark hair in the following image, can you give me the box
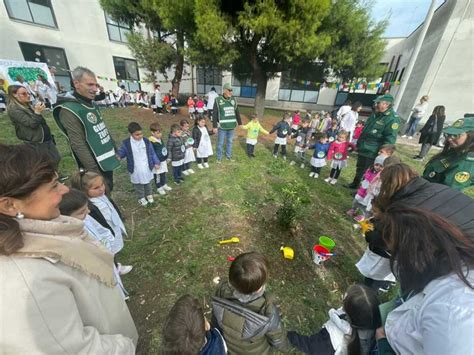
[376,206,474,354]
[423,116,473,190]
[413,105,446,160]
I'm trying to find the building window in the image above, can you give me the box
[278,70,320,103]
[105,12,131,43]
[197,66,222,94]
[113,56,140,92]
[4,0,57,28]
[19,42,70,91]
[232,74,257,98]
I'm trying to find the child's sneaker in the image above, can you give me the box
[203,162,210,168]
[346,208,355,217]
[197,163,204,169]
[157,187,166,195]
[174,180,181,185]
[273,154,278,159]
[309,172,315,177]
[163,184,172,191]
[146,195,155,204]
[188,169,195,174]
[290,161,296,166]
[313,173,319,179]
[182,170,190,176]
[324,177,332,183]
[117,263,133,275]
[282,155,287,161]
[138,198,148,206]
[330,178,338,185]
[300,163,305,169]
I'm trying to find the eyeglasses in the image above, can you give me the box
[445,133,462,139]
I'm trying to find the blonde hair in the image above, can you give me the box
[70,170,103,194]
[420,95,429,103]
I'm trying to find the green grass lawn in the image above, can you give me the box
[1,107,471,353]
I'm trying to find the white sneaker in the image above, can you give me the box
[182,170,190,176]
[163,184,172,191]
[309,172,315,177]
[330,178,338,185]
[188,169,195,174]
[203,162,210,168]
[273,154,278,159]
[290,161,296,166]
[117,263,133,275]
[157,187,166,195]
[408,136,413,139]
[324,177,332,183]
[401,135,407,138]
[283,156,287,161]
[138,198,148,206]
[314,173,319,179]
[197,163,204,169]
[300,163,305,169]
[146,195,154,204]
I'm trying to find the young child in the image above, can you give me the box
[70,170,132,275]
[325,119,339,142]
[269,113,292,159]
[309,112,321,138]
[308,133,330,178]
[167,124,186,184]
[163,294,227,355]
[211,252,290,354]
[196,96,205,118]
[180,119,196,175]
[117,122,160,207]
[288,284,381,354]
[378,143,396,158]
[170,95,178,115]
[291,110,301,134]
[149,123,173,195]
[351,120,364,145]
[59,188,128,299]
[192,116,214,169]
[290,118,311,168]
[241,114,269,158]
[325,130,355,185]
[318,112,333,133]
[187,96,196,120]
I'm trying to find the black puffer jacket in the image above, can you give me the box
[366,177,474,257]
[166,134,185,162]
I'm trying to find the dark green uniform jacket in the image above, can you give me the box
[357,107,401,158]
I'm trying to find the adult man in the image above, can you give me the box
[346,94,401,188]
[212,83,242,162]
[206,86,218,118]
[53,67,119,190]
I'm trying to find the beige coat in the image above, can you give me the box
[0,216,138,354]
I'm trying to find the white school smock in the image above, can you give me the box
[130,138,153,184]
[197,126,213,158]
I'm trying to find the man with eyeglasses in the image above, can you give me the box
[423,116,474,191]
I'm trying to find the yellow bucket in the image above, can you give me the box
[280,246,294,260]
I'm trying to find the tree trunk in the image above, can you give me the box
[254,71,267,119]
[171,31,184,97]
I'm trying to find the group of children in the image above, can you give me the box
[187,95,207,120]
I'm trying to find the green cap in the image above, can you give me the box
[443,117,474,135]
[223,83,233,91]
[374,94,394,103]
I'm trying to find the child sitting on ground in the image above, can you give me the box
[291,118,311,168]
[270,113,292,159]
[288,284,381,354]
[170,95,178,115]
[351,120,364,145]
[187,96,196,120]
[117,122,160,207]
[167,124,186,185]
[149,123,173,195]
[71,170,132,275]
[211,252,290,354]
[325,130,356,185]
[180,119,196,176]
[193,116,214,169]
[308,133,330,179]
[59,188,128,299]
[242,114,270,158]
[163,294,227,355]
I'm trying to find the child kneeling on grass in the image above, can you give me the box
[211,252,290,354]
[242,114,270,157]
[117,122,160,207]
[163,294,227,355]
[288,284,381,355]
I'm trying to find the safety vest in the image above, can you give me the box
[53,101,119,171]
[216,96,238,130]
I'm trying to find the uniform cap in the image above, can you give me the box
[373,94,394,104]
[223,83,233,91]
[443,118,474,135]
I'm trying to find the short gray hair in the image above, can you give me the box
[72,66,96,82]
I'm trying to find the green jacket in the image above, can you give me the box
[357,108,401,158]
[211,281,289,354]
[423,151,474,191]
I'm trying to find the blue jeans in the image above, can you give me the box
[405,116,421,136]
[216,128,235,160]
[172,164,183,182]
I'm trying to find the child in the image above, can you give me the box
[196,96,205,118]
[288,284,381,354]
[291,110,301,134]
[241,114,269,158]
[308,133,330,178]
[187,96,196,120]
[71,170,132,275]
[163,294,227,355]
[318,112,332,133]
[378,144,396,157]
[117,122,160,207]
[211,252,290,354]
[170,95,178,115]
[325,130,355,185]
[325,119,339,142]
[59,188,128,299]
[163,93,170,113]
[149,123,173,195]
[192,116,214,169]
[180,119,196,175]
[309,112,321,138]
[167,124,186,184]
[290,118,311,168]
[269,113,292,159]
[351,120,364,145]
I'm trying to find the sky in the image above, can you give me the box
[370,0,446,37]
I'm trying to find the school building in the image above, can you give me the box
[0,0,472,122]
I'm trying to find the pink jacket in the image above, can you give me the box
[293,113,301,126]
[327,141,356,161]
[356,168,379,198]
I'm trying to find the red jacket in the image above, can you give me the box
[353,126,364,139]
[327,141,356,161]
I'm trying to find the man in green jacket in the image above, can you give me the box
[346,94,401,188]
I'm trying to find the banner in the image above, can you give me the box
[0,59,55,92]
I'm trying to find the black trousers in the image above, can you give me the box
[154,172,167,188]
[352,155,375,185]
[311,166,322,174]
[102,170,114,192]
[273,144,287,156]
[246,144,255,156]
[330,167,342,179]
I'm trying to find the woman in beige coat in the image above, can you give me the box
[0,144,138,354]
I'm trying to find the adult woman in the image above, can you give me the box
[375,206,474,354]
[423,116,474,190]
[7,84,60,165]
[402,95,429,139]
[413,105,446,160]
[339,101,362,141]
[0,144,138,353]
